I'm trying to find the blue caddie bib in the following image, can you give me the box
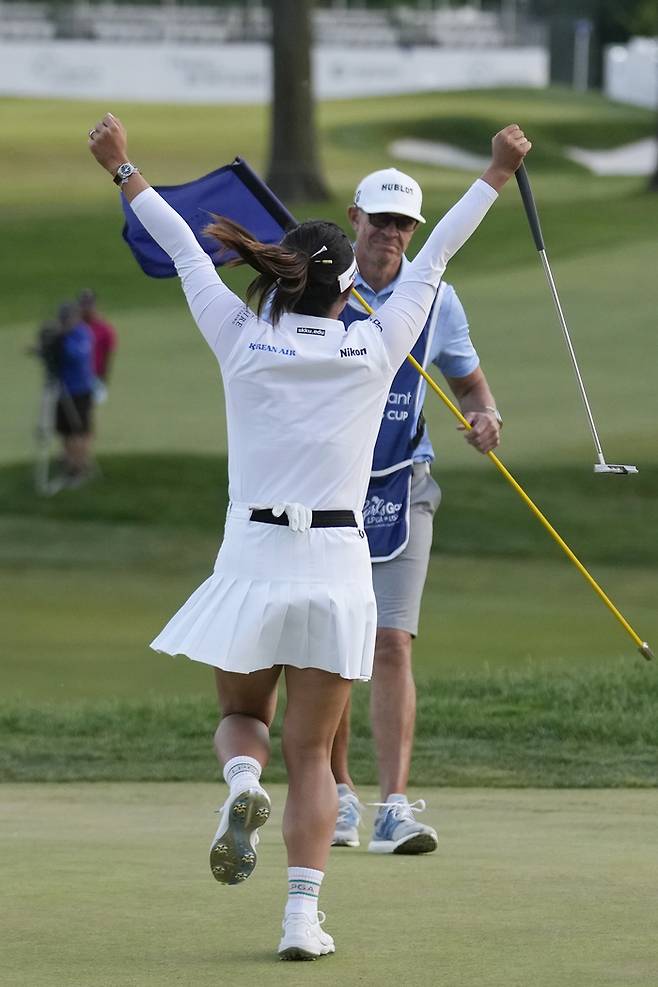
[339,283,445,561]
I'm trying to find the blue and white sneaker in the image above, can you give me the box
[368,795,438,855]
[209,784,271,885]
[332,784,361,848]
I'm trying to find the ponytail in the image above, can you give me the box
[204,216,355,324]
[204,217,307,321]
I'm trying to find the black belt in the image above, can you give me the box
[250,509,358,528]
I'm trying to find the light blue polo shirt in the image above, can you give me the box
[352,260,480,463]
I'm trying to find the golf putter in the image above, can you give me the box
[515,164,638,476]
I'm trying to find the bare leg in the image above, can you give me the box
[282,667,353,869]
[209,667,281,887]
[63,434,91,472]
[213,666,281,771]
[370,627,415,799]
[330,693,356,789]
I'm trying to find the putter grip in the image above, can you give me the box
[515,164,545,252]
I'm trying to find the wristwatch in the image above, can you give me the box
[484,406,504,429]
[113,162,140,186]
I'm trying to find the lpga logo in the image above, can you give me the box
[363,495,402,527]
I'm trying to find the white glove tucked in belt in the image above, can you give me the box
[272,502,313,533]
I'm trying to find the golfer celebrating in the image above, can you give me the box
[88,113,530,961]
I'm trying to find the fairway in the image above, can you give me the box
[3,783,658,986]
[1,89,657,779]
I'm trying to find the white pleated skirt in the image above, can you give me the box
[150,504,377,681]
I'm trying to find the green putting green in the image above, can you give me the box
[3,784,657,985]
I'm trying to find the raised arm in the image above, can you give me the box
[374,125,531,370]
[87,113,245,356]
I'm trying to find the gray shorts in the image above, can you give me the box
[371,461,441,637]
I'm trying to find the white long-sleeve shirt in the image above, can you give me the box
[131,179,497,510]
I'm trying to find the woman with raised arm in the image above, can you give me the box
[88,114,530,961]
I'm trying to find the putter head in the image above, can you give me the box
[594,464,638,475]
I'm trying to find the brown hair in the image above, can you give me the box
[204,216,354,324]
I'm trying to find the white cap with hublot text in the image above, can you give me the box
[353,168,425,223]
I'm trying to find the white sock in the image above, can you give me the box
[223,755,262,795]
[285,867,324,919]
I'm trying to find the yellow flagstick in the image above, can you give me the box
[350,287,653,661]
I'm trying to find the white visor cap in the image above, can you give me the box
[353,168,425,224]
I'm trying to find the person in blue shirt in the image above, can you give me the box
[53,301,96,484]
[331,168,503,854]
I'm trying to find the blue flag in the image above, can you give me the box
[121,157,296,278]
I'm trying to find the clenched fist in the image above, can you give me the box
[88,112,129,176]
[481,124,532,192]
[491,124,532,174]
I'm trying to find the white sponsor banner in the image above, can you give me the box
[319,46,547,98]
[0,40,547,103]
[605,38,658,110]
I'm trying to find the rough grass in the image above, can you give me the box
[0,453,656,563]
[2,664,656,785]
[1,453,656,705]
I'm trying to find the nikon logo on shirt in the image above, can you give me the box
[340,346,367,358]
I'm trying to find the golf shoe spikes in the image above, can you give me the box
[210,786,271,886]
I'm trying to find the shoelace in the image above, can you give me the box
[368,798,427,822]
[336,793,361,825]
[284,910,327,931]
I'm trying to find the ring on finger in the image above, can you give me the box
[88,128,97,138]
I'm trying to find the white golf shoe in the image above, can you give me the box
[278,911,336,961]
[368,795,438,855]
[332,784,361,847]
[209,784,271,885]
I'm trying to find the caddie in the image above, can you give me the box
[331,167,503,854]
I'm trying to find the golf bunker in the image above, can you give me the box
[390,136,658,176]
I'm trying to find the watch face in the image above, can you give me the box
[118,164,132,178]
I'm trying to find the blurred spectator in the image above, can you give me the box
[78,288,118,402]
[30,319,62,384]
[53,301,96,484]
